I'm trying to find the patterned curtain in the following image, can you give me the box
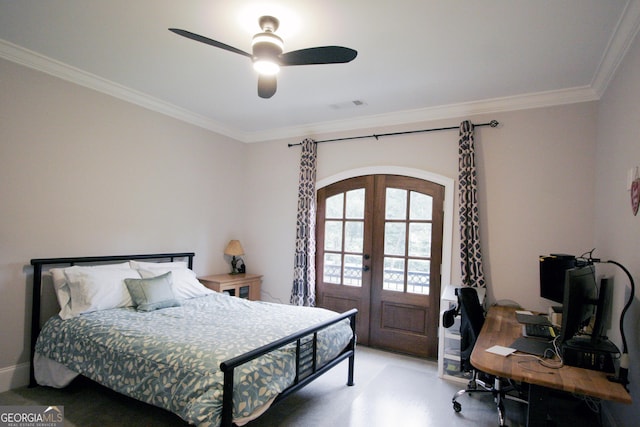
[458,121,486,288]
[290,139,318,306]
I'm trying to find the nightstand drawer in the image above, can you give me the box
[198,273,262,301]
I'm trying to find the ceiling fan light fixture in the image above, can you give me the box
[252,32,283,75]
[252,32,284,51]
[169,14,357,98]
[253,59,280,75]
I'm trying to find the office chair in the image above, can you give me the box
[445,287,527,426]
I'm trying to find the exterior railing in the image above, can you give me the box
[323,265,429,294]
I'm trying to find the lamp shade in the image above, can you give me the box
[224,240,244,256]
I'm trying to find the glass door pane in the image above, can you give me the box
[322,190,365,287]
[323,253,342,284]
[345,189,365,218]
[383,257,405,291]
[382,188,433,295]
[409,191,432,220]
[408,223,431,257]
[407,259,430,295]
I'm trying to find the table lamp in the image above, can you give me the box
[224,240,245,275]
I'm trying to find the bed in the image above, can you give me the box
[29,252,357,427]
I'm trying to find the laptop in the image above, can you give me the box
[515,311,552,326]
[510,336,555,357]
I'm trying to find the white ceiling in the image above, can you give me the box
[1,0,640,143]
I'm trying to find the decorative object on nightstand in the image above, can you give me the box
[224,240,245,274]
[199,273,262,301]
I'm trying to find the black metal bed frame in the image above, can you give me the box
[29,252,357,427]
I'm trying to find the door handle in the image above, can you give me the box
[362,265,370,272]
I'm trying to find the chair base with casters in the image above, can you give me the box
[452,369,528,426]
[444,287,528,426]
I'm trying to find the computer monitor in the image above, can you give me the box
[539,254,576,304]
[591,276,613,345]
[559,264,597,345]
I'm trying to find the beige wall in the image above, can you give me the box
[0,58,246,387]
[594,27,640,425]
[245,102,598,309]
[1,28,638,425]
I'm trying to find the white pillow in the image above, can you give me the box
[49,268,72,311]
[50,262,131,318]
[129,260,188,270]
[138,266,212,300]
[62,266,140,319]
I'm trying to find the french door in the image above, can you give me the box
[316,175,444,358]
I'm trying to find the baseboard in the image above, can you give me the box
[0,362,30,392]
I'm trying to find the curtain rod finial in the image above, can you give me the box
[489,120,499,127]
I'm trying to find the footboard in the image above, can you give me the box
[219,308,357,427]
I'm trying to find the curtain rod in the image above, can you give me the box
[287,119,499,147]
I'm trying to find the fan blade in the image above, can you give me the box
[169,28,251,58]
[280,46,357,66]
[258,75,277,99]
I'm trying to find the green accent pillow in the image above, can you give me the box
[125,271,181,312]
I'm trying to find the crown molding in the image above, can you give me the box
[3,0,639,146]
[591,0,640,97]
[245,86,600,143]
[0,39,601,144]
[0,39,243,141]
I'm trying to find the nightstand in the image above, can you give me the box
[199,273,262,301]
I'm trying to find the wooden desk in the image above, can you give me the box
[472,306,630,425]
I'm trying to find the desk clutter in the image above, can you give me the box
[440,249,636,425]
[474,305,631,426]
[504,308,619,373]
[441,288,631,427]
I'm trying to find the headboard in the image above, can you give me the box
[29,252,195,386]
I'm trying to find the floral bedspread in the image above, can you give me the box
[35,292,353,426]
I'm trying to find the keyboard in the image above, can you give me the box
[523,323,557,339]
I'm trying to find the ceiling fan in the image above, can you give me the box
[169,16,357,99]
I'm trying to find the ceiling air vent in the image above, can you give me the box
[329,100,368,110]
